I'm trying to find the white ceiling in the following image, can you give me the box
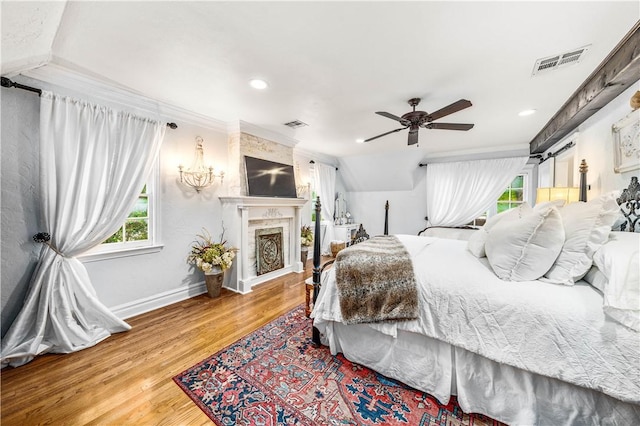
[2,1,639,160]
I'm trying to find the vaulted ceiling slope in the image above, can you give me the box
[2,1,638,160]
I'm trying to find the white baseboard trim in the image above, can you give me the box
[110,281,207,320]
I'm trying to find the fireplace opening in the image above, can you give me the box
[255,227,284,275]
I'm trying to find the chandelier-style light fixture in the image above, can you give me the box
[178,136,224,192]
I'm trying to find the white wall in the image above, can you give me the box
[576,84,639,197]
[541,83,639,198]
[0,74,240,336]
[347,172,428,236]
[83,121,230,309]
[0,71,341,337]
[1,89,42,337]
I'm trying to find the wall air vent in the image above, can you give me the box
[283,120,308,129]
[532,45,591,76]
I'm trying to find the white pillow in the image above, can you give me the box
[543,192,621,285]
[467,203,531,258]
[593,232,640,331]
[486,205,565,281]
[583,265,607,293]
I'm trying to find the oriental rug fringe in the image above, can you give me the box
[173,305,504,426]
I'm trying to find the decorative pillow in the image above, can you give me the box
[543,192,621,285]
[583,265,607,293]
[485,205,565,281]
[593,232,640,331]
[467,203,531,258]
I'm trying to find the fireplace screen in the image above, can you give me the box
[255,227,284,275]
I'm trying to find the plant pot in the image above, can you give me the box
[301,246,309,267]
[204,268,224,298]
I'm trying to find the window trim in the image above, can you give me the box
[78,160,161,262]
[486,165,533,218]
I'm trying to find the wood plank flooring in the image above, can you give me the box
[1,264,317,425]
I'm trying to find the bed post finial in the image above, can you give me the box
[579,159,588,202]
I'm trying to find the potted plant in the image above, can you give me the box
[188,228,236,298]
[300,225,314,267]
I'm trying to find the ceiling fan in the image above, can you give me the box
[365,98,474,145]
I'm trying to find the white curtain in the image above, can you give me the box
[313,163,337,255]
[426,156,529,227]
[1,91,166,368]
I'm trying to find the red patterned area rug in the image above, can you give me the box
[173,305,504,425]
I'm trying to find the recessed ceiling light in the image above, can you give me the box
[249,79,268,90]
[519,109,537,117]
[355,138,365,143]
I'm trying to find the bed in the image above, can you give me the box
[308,178,640,425]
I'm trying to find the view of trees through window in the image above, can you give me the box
[468,175,525,227]
[497,175,524,213]
[104,185,149,243]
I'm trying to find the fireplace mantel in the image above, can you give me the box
[219,196,308,293]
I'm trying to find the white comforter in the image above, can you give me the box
[312,235,640,404]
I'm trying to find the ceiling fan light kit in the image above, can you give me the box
[365,97,474,145]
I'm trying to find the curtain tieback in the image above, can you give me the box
[33,232,66,257]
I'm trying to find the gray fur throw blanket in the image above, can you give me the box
[335,235,418,324]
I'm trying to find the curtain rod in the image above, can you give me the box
[1,76,178,129]
[538,141,575,164]
[309,160,338,171]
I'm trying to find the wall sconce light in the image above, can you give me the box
[178,136,224,193]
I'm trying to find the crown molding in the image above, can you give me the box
[293,146,339,167]
[420,143,530,164]
[227,120,300,147]
[20,62,228,132]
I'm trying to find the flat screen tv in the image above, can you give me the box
[244,156,298,198]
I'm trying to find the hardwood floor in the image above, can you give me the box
[1,264,317,425]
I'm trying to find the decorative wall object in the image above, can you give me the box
[612,111,640,173]
[255,227,284,275]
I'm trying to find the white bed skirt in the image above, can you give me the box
[317,320,640,426]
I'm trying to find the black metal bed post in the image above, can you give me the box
[312,196,322,344]
[579,159,588,202]
[384,200,389,235]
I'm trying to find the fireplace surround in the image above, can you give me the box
[219,196,307,293]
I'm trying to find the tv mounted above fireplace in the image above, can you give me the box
[244,156,298,198]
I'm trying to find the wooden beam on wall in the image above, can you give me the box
[530,20,640,154]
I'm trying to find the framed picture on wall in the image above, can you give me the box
[612,111,640,173]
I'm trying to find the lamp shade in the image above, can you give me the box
[536,187,580,205]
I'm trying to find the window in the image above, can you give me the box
[103,185,150,245]
[467,173,529,226]
[497,175,525,213]
[79,165,162,262]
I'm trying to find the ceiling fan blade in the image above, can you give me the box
[364,127,407,142]
[424,122,474,131]
[408,128,419,145]
[427,99,472,121]
[376,111,411,126]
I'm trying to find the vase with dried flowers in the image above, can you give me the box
[188,228,236,297]
[300,225,314,267]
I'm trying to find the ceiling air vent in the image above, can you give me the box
[283,120,308,129]
[532,45,591,76]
